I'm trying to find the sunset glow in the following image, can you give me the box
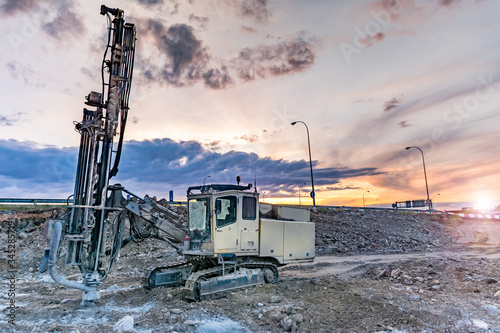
[0,1,499,210]
[473,195,496,212]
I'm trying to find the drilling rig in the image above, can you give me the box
[41,5,315,305]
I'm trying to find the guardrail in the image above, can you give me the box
[0,198,432,211]
[0,198,188,206]
[0,198,70,205]
[280,204,436,214]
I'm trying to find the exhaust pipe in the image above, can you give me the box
[48,221,100,305]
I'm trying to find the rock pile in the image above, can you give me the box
[313,209,456,254]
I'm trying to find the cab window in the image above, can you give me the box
[188,198,211,242]
[216,196,237,227]
[242,196,256,220]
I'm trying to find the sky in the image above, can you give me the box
[0,0,499,210]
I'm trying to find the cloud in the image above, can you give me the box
[367,170,420,194]
[236,135,258,143]
[398,120,410,128]
[136,0,164,7]
[0,140,77,185]
[233,37,316,81]
[373,32,384,41]
[203,140,223,152]
[383,97,401,112]
[80,67,99,82]
[0,138,382,198]
[0,0,41,16]
[202,66,233,89]
[134,17,317,89]
[368,0,467,28]
[0,112,25,126]
[160,24,207,81]
[440,0,458,7]
[353,97,374,104]
[0,0,85,40]
[359,32,385,47]
[321,186,361,191]
[189,14,209,30]
[6,61,46,86]
[238,0,270,23]
[135,0,180,15]
[42,0,85,40]
[134,18,232,89]
[241,26,256,33]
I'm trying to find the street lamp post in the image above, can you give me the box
[203,175,210,186]
[291,121,316,207]
[405,146,431,211]
[363,190,370,208]
[432,193,440,209]
[298,182,306,205]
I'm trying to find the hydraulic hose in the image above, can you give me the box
[48,221,97,294]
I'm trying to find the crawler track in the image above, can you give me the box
[184,262,279,301]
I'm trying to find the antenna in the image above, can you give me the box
[254,157,258,193]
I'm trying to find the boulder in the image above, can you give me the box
[113,315,134,332]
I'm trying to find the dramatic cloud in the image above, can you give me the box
[202,66,233,89]
[134,17,317,89]
[117,139,382,197]
[233,37,316,81]
[0,139,382,198]
[0,140,77,183]
[135,18,232,89]
[238,0,270,23]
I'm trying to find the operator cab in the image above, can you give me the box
[185,183,259,257]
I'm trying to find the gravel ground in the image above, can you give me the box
[1,206,499,332]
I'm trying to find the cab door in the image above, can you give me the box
[214,195,239,252]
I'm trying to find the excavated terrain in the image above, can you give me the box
[1,206,500,332]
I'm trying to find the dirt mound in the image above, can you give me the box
[312,209,457,254]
